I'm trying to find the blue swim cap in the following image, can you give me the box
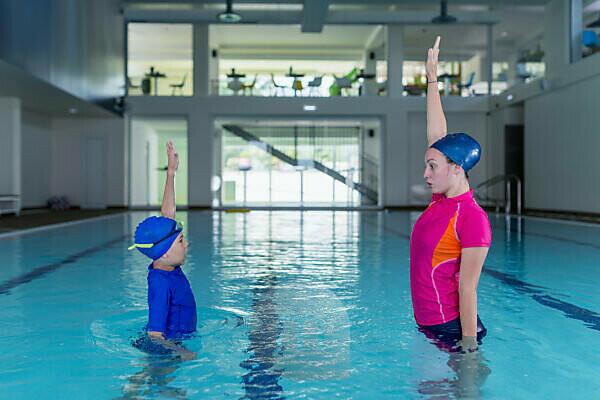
[130,216,182,260]
[430,133,481,172]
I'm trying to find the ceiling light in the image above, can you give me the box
[218,0,242,23]
[431,0,457,24]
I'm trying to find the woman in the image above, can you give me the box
[410,36,492,353]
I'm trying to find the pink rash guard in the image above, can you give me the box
[410,189,492,326]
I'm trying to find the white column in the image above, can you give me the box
[543,0,581,79]
[382,110,408,206]
[0,98,21,204]
[208,47,220,96]
[363,49,377,96]
[193,24,210,96]
[188,108,213,207]
[486,24,493,96]
[386,25,404,98]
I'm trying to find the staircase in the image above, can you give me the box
[222,124,378,203]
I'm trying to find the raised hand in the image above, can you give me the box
[426,36,441,82]
[166,140,179,174]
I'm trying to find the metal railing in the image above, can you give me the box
[475,174,522,215]
[222,124,379,204]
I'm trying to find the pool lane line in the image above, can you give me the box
[483,268,600,332]
[239,275,285,400]
[362,217,600,333]
[0,235,128,296]
[0,213,127,241]
[504,224,600,251]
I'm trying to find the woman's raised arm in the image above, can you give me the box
[426,36,447,146]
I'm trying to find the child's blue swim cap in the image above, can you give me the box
[128,216,183,260]
[430,133,481,172]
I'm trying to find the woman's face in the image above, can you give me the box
[423,148,461,194]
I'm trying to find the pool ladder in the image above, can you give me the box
[475,174,522,215]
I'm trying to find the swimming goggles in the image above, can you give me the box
[128,220,184,250]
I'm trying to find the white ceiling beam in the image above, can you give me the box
[301,0,329,32]
[123,0,547,5]
[124,8,499,25]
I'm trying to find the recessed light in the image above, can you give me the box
[507,94,513,101]
[303,105,317,111]
[68,107,78,114]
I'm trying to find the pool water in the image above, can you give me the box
[1,211,599,399]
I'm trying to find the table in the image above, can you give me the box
[227,68,246,79]
[286,66,305,78]
[145,66,167,95]
[286,67,305,96]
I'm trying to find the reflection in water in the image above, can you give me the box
[419,349,491,399]
[116,354,188,400]
[240,274,284,400]
[215,211,357,398]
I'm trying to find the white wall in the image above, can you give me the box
[126,95,491,208]
[130,119,159,206]
[0,0,124,109]
[52,117,126,207]
[0,97,20,199]
[524,74,600,213]
[21,111,52,208]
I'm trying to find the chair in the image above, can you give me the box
[270,74,287,96]
[332,75,353,96]
[516,63,531,81]
[169,74,187,95]
[141,77,151,95]
[582,30,599,47]
[127,77,141,94]
[457,72,475,96]
[292,79,304,96]
[307,76,322,96]
[241,76,257,96]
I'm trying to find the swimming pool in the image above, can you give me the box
[1,211,599,399]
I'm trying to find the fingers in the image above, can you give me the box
[166,140,175,153]
[433,35,441,50]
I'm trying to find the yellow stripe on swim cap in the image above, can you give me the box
[127,243,154,250]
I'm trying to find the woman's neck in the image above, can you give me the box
[445,179,470,198]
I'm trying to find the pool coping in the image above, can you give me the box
[0,209,597,242]
[0,213,128,241]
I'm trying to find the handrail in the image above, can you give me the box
[475,174,522,215]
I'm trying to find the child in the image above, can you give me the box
[128,141,196,359]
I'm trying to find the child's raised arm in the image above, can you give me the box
[160,141,178,220]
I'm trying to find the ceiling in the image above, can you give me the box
[0,59,118,118]
[124,0,600,67]
[124,1,569,63]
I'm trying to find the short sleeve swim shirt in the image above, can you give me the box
[410,189,491,326]
[147,264,197,339]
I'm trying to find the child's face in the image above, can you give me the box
[162,232,188,266]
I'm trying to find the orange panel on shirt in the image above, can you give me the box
[432,212,461,269]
